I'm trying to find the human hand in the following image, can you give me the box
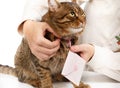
[23,20,60,61]
[70,44,95,62]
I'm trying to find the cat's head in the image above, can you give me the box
[45,0,86,38]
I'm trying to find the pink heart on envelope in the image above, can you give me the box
[61,51,86,86]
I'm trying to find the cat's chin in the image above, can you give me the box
[60,27,83,38]
[69,27,83,34]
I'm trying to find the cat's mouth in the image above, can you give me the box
[59,24,85,48]
[61,35,77,48]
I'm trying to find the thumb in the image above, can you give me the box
[70,45,82,53]
[46,24,60,38]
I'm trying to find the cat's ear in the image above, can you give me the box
[72,0,87,5]
[77,0,88,5]
[48,0,60,12]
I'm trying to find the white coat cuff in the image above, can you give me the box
[87,45,109,69]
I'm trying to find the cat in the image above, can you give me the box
[0,0,90,88]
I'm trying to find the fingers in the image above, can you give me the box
[29,39,60,61]
[23,21,61,61]
[70,44,95,62]
[38,38,60,49]
[70,45,83,52]
[37,43,60,56]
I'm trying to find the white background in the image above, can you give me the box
[0,0,26,67]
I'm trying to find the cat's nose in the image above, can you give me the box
[79,14,86,27]
[79,23,83,28]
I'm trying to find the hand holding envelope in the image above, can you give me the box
[62,51,86,86]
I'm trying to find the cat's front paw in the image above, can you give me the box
[73,82,91,88]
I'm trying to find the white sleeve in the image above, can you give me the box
[87,45,120,82]
[22,0,48,22]
[18,0,48,34]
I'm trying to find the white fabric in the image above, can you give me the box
[18,0,120,82]
[0,74,33,88]
[82,0,120,82]
[0,72,119,88]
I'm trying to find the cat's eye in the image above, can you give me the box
[70,11,76,17]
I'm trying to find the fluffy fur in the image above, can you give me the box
[0,0,90,88]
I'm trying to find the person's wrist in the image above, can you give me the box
[22,20,34,37]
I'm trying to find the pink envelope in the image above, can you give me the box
[62,51,86,86]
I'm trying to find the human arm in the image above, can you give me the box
[23,20,60,61]
[70,44,94,62]
[77,0,120,82]
[18,0,48,34]
[87,45,120,82]
[71,44,120,82]
[18,0,60,61]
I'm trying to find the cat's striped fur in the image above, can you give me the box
[0,0,90,88]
